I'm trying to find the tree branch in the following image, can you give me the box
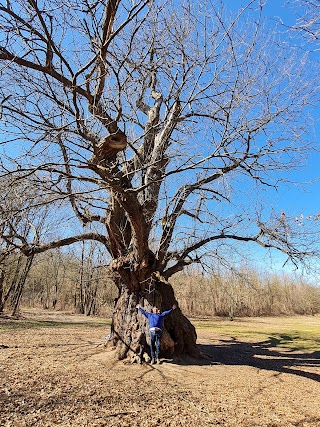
[13,233,110,257]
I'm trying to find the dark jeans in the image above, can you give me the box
[150,330,161,360]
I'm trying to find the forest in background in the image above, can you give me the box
[1,244,319,319]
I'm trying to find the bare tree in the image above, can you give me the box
[288,0,320,42]
[0,177,51,314]
[77,241,105,315]
[0,0,319,359]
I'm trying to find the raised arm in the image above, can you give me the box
[160,304,177,317]
[136,304,148,318]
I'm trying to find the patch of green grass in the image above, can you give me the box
[266,332,320,352]
[192,316,320,352]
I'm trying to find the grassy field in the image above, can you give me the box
[1,309,319,352]
[191,315,320,352]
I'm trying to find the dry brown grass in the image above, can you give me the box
[1,310,320,427]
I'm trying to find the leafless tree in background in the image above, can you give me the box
[0,178,52,314]
[0,0,319,359]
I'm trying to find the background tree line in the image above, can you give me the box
[1,245,319,318]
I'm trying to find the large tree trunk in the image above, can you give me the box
[109,275,200,362]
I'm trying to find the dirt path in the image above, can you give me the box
[1,312,320,427]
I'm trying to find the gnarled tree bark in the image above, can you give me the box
[110,274,199,361]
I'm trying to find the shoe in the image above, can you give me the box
[156,359,161,364]
[151,359,155,365]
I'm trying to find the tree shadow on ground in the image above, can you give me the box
[172,337,320,382]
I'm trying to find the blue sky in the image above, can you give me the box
[222,1,320,279]
[260,1,320,218]
[224,0,319,215]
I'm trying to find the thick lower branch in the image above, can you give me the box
[13,233,109,256]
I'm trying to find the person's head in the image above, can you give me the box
[152,306,160,314]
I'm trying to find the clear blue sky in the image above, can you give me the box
[258,1,319,218]
[270,1,320,279]
[224,1,320,279]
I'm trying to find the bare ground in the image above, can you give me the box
[1,310,320,427]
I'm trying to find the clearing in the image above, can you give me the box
[1,310,320,427]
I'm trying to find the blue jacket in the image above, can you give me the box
[139,307,173,330]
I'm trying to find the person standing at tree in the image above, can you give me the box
[137,303,177,364]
